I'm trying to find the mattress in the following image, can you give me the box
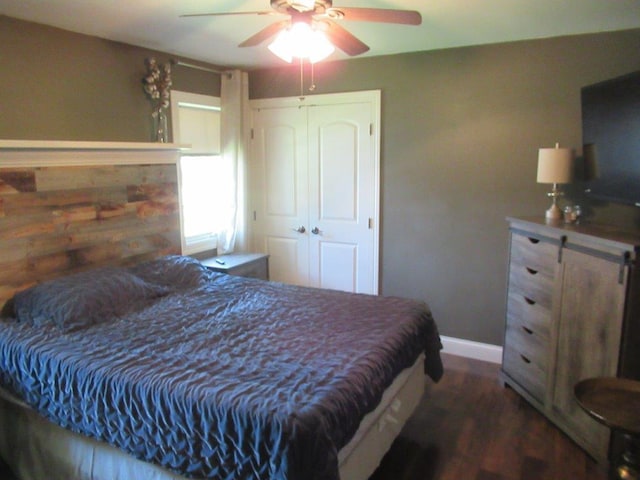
[0,354,426,480]
[0,255,442,480]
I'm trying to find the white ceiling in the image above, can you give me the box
[2,0,640,70]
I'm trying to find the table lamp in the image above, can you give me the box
[537,143,574,220]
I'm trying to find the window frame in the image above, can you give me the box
[171,90,221,255]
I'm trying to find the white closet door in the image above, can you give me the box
[249,91,380,294]
[251,106,310,286]
[307,103,376,293]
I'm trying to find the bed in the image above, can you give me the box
[0,255,442,480]
[0,143,442,480]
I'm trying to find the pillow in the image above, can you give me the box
[128,255,211,290]
[13,267,169,331]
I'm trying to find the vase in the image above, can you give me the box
[152,109,168,143]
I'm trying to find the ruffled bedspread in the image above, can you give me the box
[0,256,442,480]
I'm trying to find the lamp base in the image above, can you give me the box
[545,203,563,220]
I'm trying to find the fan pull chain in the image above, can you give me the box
[299,58,305,100]
[298,58,318,101]
[309,61,316,92]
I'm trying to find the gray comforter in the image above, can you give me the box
[0,255,442,479]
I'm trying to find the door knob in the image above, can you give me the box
[311,227,322,235]
[292,226,306,233]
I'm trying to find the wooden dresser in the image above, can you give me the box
[501,217,640,464]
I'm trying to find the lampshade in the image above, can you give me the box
[268,22,335,63]
[537,143,574,184]
[536,142,574,221]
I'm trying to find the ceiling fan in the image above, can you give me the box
[181,0,422,59]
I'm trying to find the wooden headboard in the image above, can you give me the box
[0,140,184,310]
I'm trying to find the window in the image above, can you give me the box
[171,91,223,255]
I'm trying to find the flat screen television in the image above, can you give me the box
[582,70,640,206]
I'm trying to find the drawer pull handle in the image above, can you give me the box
[525,267,538,275]
[520,354,531,364]
[524,296,535,305]
[522,326,533,335]
[527,237,540,244]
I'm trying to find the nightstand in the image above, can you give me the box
[201,253,269,281]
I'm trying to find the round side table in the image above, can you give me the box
[575,378,640,480]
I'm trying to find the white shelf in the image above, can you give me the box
[0,140,190,167]
[0,139,189,151]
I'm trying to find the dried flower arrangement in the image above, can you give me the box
[142,57,172,142]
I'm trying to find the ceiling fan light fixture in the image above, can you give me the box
[268,21,335,63]
[291,0,316,12]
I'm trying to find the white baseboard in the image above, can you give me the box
[440,335,503,364]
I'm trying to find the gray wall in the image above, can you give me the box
[2,13,640,345]
[0,15,221,142]
[250,30,640,345]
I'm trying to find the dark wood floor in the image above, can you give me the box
[0,353,608,480]
[370,353,608,480]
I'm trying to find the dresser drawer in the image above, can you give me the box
[504,261,552,405]
[504,319,549,370]
[503,345,547,402]
[505,289,551,340]
[510,232,558,277]
[508,263,554,310]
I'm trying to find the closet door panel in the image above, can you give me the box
[308,103,376,294]
[264,125,298,216]
[249,91,380,293]
[318,121,357,221]
[318,242,358,292]
[264,236,303,286]
[252,107,309,286]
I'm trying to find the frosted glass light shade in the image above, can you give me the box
[537,143,574,184]
[295,0,316,9]
[268,22,335,63]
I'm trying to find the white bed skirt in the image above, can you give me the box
[0,354,426,480]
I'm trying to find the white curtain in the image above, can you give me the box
[218,69,249,254]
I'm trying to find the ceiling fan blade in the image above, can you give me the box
[239,20,290,47]
[327,7,422,25]
[318,20,369,56]
[180,11,275,18]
